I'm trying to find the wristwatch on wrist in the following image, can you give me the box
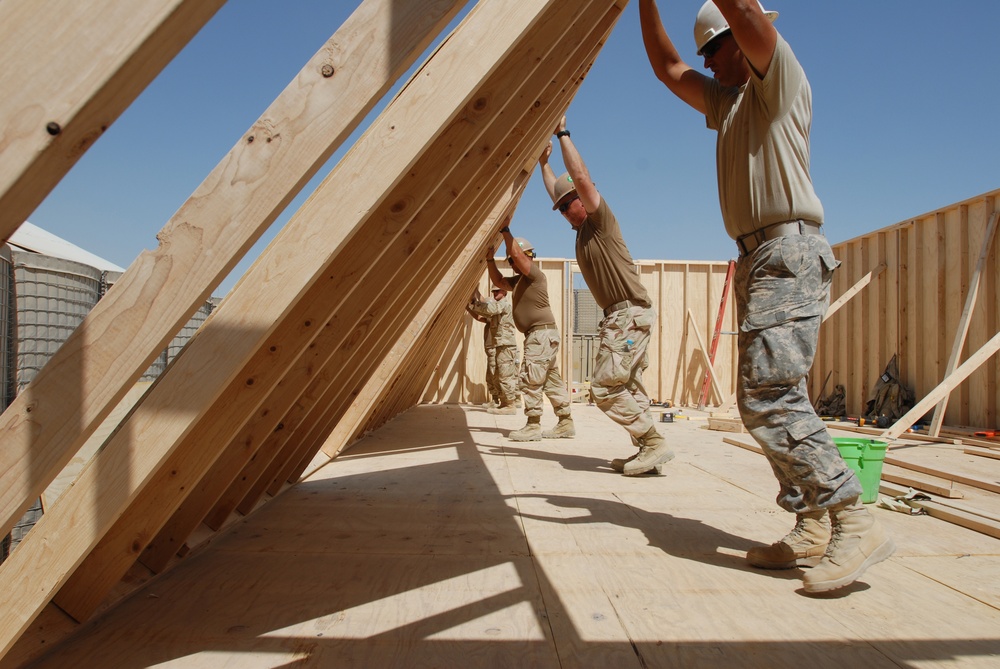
[499,226,510,234]
[555,130,570,138]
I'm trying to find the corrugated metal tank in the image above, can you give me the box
[2,252,216,561]
[12,251,103,392]
[0,245,15,409]
[0,245,13,561]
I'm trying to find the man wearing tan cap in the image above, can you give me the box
[538,117,671,476]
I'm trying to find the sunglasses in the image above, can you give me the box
[506,253,535,264]
[557,196,579,214]
[700,33,729,59]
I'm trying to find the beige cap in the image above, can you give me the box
[551,173,577,210]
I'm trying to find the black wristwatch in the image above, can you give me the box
[555,130,570,138]
[499,226,510,234]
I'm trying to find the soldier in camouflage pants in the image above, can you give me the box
[734,234,862,512]
[592,305,657,439]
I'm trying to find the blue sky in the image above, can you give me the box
[26,1,1000,296]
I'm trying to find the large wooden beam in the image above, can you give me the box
[0,0,466,541]
[0,0,225,243]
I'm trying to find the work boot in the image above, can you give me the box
[746,510,831,569]
[542,416,575,439]
[488,402,517,415]
[622,427,674,475]
[611,435,662,474]
[803,500,895,593]
[508,416,542,442]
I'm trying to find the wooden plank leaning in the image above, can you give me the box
[928,209,999,436]
[0,0,466,544]
[881,330,1000,442]
[0,0,225,243]
[686,309,726,405]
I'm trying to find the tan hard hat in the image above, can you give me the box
[550,173,577,210]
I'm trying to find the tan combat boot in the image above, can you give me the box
[803,500,895,593]
[488,402,517,415]
[622,427,674,476]
[747,510,831,569]
[508,416,542,442]
[542,416,575,439]
[611,434,662,474]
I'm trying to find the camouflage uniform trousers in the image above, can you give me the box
[735,233,862,513]
[485,345,499,402]
[591,305,656,439]
[520,327,571,419]
[494,344,519,405]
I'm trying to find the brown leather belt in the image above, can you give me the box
[736,220,822,257]
[526,322,556,335]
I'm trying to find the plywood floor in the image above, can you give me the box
[22,403,1000,668]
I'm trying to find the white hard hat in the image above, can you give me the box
[694,1,778,55]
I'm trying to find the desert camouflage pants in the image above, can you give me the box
[494,344,519,405]
[520,327,571,419]
[485,346,498,402]
[735,234,862,513]
[592,305,656,438]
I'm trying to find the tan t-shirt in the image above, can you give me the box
[470,296,517,347]
[705,34,824,240]
[575,198,650,310]
[508,262,556,333]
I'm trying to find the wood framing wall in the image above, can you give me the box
[0,0,632,662]
[814,189,1000,428]
[427,260,738,408]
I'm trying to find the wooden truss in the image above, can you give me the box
[0,0,628,659]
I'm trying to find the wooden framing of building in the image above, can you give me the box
[1,0,998,664]
[0,0,634,659]
[814,190,1000,430]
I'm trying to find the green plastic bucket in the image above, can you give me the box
[833,438,888,504]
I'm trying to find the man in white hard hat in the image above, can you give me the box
[486,224,574,442]
[638,0,894,593]
[538,117,671,476]
[467,286,519,414]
